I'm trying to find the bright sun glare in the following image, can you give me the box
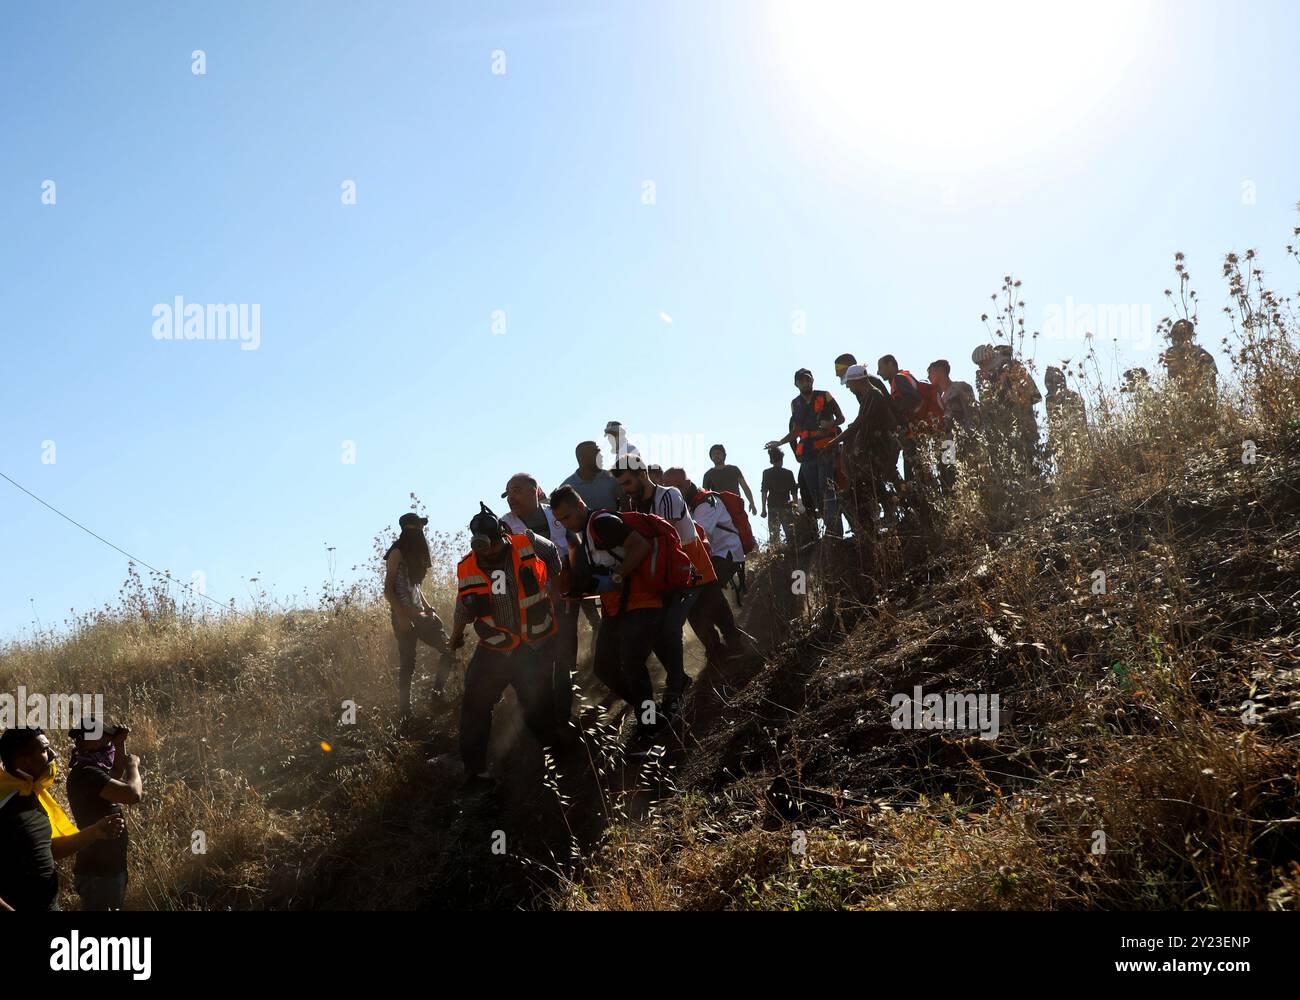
[767,0,1152,170]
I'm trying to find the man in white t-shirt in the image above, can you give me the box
[662,468,759,667]
[613,456,705,712]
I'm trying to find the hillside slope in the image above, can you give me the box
[561,432,1300,909]
[4,412,1298,911]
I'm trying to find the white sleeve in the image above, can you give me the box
[694,496,723,537]
[657,487,696,545]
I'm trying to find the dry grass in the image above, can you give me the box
[556,222,1300,911]
[5,221,1300,910]
[0,521,475,910]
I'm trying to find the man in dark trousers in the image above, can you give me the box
[551,485,671,748]
[765,368,846,538]
[66,719,143,910]
[502,472,582,731]
[832,364,902,530]
[450,504,563,796]
[662,468,761,668]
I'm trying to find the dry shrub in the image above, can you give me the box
[5,221,1300,912]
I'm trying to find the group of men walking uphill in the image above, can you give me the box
[382,322,1219,796]
[0,321,1227,914]
[382,432,763,795]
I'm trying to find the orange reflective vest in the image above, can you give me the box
[792,390,838,459]
[456,534,557,652]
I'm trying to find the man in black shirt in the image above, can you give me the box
[66,721,143,910]
[0,727,124,912]
[760,448,799,547]
[833,364,902,529]
[552,486,667,749]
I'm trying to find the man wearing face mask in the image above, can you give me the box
[449,503,563,796]
[66,719,143,911]
[0,727,125,911]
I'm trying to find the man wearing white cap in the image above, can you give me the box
[835,353,889,395]
[833,365,901,528]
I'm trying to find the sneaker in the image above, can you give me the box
[662,676,693,718]
[724,629,762,660]
[625,719,666,758]
[458,772,497,797]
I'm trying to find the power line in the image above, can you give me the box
[0,469,251,620]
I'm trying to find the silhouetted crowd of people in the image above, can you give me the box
[0,321,1220,908]
[380,320,1217,798]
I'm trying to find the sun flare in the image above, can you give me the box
[766,0,1152,170]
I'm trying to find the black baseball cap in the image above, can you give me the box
[500,472,537,498]
[399,513,428,529]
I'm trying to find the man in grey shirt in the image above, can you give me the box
[928,359,979,429]
[561,440,622,512]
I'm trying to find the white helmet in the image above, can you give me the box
[971,344,995,365]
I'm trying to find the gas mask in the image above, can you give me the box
[469,502,504,556]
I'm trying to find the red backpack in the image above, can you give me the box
[693,491,758,555]
[589,509,697,592]
[896,371,945,429]
[915,379,945,426]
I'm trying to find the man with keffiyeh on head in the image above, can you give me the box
[0,727,125,911]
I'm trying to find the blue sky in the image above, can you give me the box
[2,0,1298,639]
